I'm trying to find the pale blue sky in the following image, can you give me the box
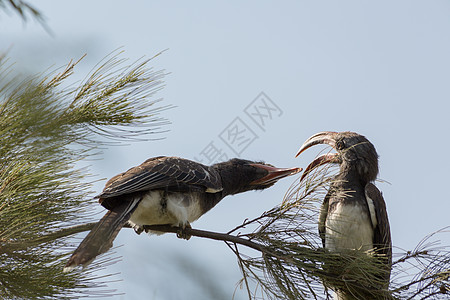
[2,1,450,299]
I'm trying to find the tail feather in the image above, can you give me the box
[64,198,140,272]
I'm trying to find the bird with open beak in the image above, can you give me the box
[296,131,392,299]
[64,156,301,272]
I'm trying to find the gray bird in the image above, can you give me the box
[296,131,392,299]
[64,156,301,272]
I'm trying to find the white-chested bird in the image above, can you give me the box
[296,131,391,299]
[64,156,301,272]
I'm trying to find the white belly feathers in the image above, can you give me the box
[325,202,374,252]
[128,191,203,228]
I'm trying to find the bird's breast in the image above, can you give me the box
[325,201,374,252]
[129,191,204,227]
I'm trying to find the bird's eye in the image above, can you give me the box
[336,140,345,150]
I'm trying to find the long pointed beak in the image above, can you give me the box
[300,153,339,181]
[249,164,302,185]
[295,131,338,158]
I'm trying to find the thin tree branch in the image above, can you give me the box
[141,224,267,253]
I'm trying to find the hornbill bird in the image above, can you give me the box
[296,131,392,299]
[64,156,301,272]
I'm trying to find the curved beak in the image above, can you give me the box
[295,131,338,158]
[296,131,340,182]
[249,164,302,185]
[300,153,339,181]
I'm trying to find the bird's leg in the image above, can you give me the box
[176,221,192,240]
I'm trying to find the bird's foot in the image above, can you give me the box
[133,224,144,235]
[176,222,192,240]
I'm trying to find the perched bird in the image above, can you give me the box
[64,156,301,272]
[296,131,392,299]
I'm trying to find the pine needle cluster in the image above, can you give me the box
[0,51,170,299]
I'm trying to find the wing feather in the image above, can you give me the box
[97,156,222,199]
[318,193,330,248]
[365,182,392,280]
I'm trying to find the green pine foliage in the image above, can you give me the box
[0,51,170,299]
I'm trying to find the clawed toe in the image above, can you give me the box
[133,225,144,235]
[176,222,192,240]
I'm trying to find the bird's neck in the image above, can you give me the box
[219,181,242,197]
[336,166,369,188]
[338,161,376,186]
[217,170,251,197]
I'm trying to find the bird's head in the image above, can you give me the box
[212,158,301,196]
[296,131,379,183]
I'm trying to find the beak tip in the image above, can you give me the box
[295,148,304,158]
[296,131,339,158]
[250,165,302,185]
